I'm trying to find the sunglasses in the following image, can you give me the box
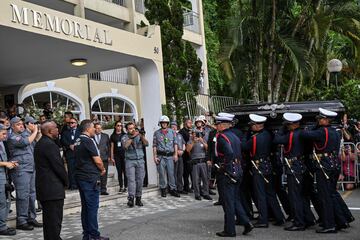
[69,122,77,124]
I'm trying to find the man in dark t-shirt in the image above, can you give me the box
[74,120,109,240]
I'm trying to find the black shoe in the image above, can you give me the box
[135,197,143,207]
[243,223,254,235]
[161,188,167,197]
[16,223,34,231]
[253,222,268,228]
[213,201,222,206]
[336,223,350,230]
[286,216,294,222]
[216,231,236,237]
[0,227,16,236]
[122,188,127,193]
[36,208,42,213]
[169,190,180,197]
[28,220,43,228]
[348,216,355,223]
[101,192,109,195]
[195,196,201,200]
[178,190,188,194]
[273,219,285,226]
[203,195,212,200]
[127,196,134,208]
[89,236,110,240]
[187,189,194,193]
[284,225,305,231]
[209,189,216,195]
[305,220,316,228]
[316,227,337,233]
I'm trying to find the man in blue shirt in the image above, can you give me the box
[74,120,108,240]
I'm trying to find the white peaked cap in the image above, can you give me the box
[218,112,235,120]
[215,115,233,123]
[318,108,337,118]
[249,114,267,123]
[283,113,302,123]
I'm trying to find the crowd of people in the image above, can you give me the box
[0,105,358,239]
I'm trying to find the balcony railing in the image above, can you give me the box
[135,0,146,14]
[183,7,200,34]
[101,0,126,7]
[88,68,130,84]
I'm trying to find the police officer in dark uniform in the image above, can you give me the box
[214,114,253,237]
[273,113,315,231]
[244,114,285,228]
[301,108,349,233]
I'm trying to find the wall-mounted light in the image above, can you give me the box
[71,58,87,67]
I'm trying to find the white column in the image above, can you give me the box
[136,60,165,186]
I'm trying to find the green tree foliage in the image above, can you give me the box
[211,0,360,107]
[145,0,202,121]
[203,0,224,95]
[310,79,360,119]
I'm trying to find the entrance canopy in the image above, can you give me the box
[0,0,163,87]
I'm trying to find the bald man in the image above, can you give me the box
[34,121,68,240]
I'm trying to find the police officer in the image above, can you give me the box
[122,122,149,207]
[186,127,212,201]
[273,113,315,231]
[170,121,187,194]
[214,114,253,237]
[244,114,285,228]
[0,124,18,236]
[8,117,42,230]
[301,108,348,233]
[153,116,180,198]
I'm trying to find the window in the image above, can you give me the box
[22,91,82,120]
[91,97,135,124]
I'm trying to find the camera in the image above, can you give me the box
[195,131,203,138]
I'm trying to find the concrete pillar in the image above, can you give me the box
[74,0,85,18]
[135,60,165,186]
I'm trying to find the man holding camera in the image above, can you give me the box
[0,124,18,236]
[122,122,149,207]
[8,116,42,230]
[186,127,212,201]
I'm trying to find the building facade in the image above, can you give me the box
[0,0,208,185]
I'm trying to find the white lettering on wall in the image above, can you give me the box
[9,4,113,46]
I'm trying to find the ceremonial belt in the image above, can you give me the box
[285,156,303,165]
[315,152,335,158]
[252,157,270,164]
[157,151,174,157]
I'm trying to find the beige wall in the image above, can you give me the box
[18,77,143,120]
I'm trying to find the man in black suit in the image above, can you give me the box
[61,117,80,190]
[94,123,111,195]
[34,121,68,240]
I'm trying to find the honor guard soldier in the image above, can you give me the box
[214,114,253,237]
[244,114,285,228]
[8,117,43,230]
[301,108,350,233]
[153,116,180,198]
[273,113,315,231]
